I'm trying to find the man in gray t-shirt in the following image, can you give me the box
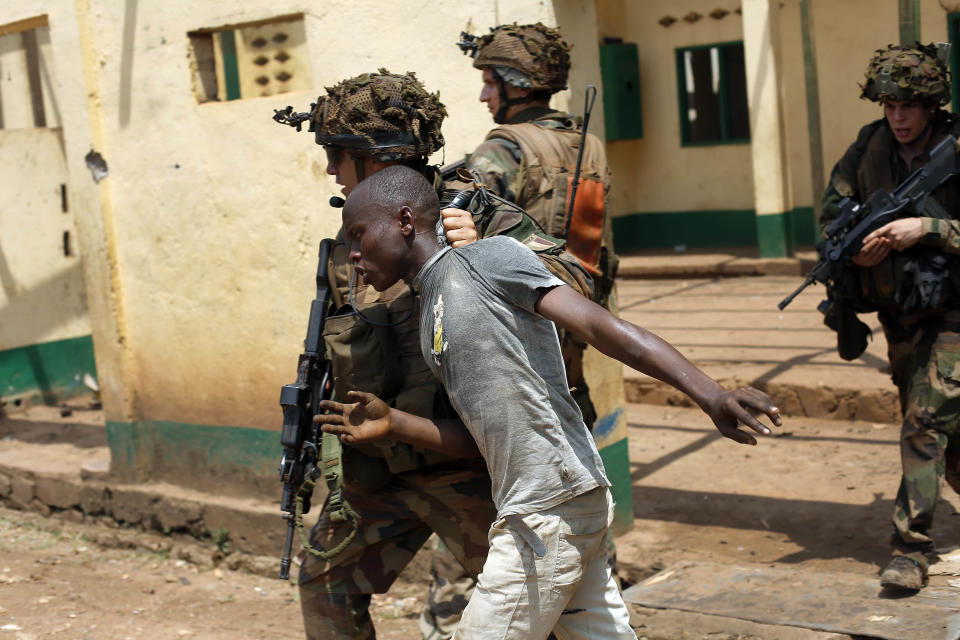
[414,235,608,518]
[317,166,783,640]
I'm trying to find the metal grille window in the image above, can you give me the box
[675,41,750,145]
[188,14,311,103]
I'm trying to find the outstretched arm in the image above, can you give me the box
[314,391,482,458]
[535,285,781,445]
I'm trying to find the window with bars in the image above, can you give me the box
[675,41,750,146]
[188,14,311,103]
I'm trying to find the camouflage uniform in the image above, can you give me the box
[275,71,592,639]
[821,44,960,578]
[459,23,618,433]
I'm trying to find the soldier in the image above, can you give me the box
[457,22,617,432]
[821,43,960,591]
[272,70,592,639]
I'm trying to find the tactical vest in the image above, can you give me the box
[846,114,960,316]
[484,115,616,289]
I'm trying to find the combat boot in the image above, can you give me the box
[880,556,927,590]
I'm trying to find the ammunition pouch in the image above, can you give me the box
[821,297,873,361]
[896,250,950,312]
[323,302,402,402]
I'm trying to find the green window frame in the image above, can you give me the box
[675,41,750,146]
[949,13,960,113]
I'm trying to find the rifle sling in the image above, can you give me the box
[293,432,360,560]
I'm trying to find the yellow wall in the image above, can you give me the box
[0,1,606,431]
[595,0,954,219]
[597,0,755,217]
[0,24,89,354]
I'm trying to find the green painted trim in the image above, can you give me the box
[106,419,277,483]
[949,14,960,114]
[599,42,643,141]
[611,207,818,253]
[0,335,97,404]
[612,209,756,251]
[104,417,634,534]
[598,437,633,534]
[219,30,241,101]
[899,0,921,47]
[791,206,819,245]
[756,211,793,257]
[675,47,691,144]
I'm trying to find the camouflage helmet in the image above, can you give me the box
[859,43,951,106]
[272,69,446,162]
[458,23,571,93]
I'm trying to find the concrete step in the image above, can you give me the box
[615,275,900,423]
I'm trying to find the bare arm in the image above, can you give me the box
[535,285,782,445]
[314,391,482,458]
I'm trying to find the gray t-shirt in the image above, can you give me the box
[412,236,610,517]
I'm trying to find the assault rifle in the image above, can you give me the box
[277,238,335,580]
[778,134,960,310]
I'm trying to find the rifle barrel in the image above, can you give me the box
[777,276,815,310]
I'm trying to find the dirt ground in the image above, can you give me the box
[2,402,959,639]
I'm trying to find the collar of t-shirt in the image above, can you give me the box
[411,246,451,293]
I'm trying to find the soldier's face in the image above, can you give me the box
[479,68,532,122]
[884,99,931,145]
[479,68,502,118]
[325,148,383,197]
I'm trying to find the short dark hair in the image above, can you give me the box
[356,164,440,227]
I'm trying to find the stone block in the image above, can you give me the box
[80,460,110,481]
[0,472,10,497]
[9,474,35,509]
[79,484,108,515]
[154,498,205,534]
[203,503,282,557]
[30,498,51,516]
[34,476,83,509]
[108,486,158,525]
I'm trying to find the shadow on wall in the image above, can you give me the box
[0,245,95,404]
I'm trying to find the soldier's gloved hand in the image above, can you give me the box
[315,391,393,444]
[702,386,781,446]
[442,208,478,248]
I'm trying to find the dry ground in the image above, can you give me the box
[2,402,958,639]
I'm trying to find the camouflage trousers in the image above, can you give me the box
[298,457,495,640]
[419,537,477,640]
[883,310,960,569]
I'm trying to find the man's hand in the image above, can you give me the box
[862,218,924,252]
[702,387,782,446]
[314,391,392,445]
[441,208,478,248]
[851,236,891,267]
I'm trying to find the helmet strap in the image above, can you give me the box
[493,75,531,124]
[353,156,367,182]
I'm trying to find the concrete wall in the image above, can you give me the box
[0,18,95,404]
[597,0,754,217]
[0,1,616,495]
[597,0,955,249]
